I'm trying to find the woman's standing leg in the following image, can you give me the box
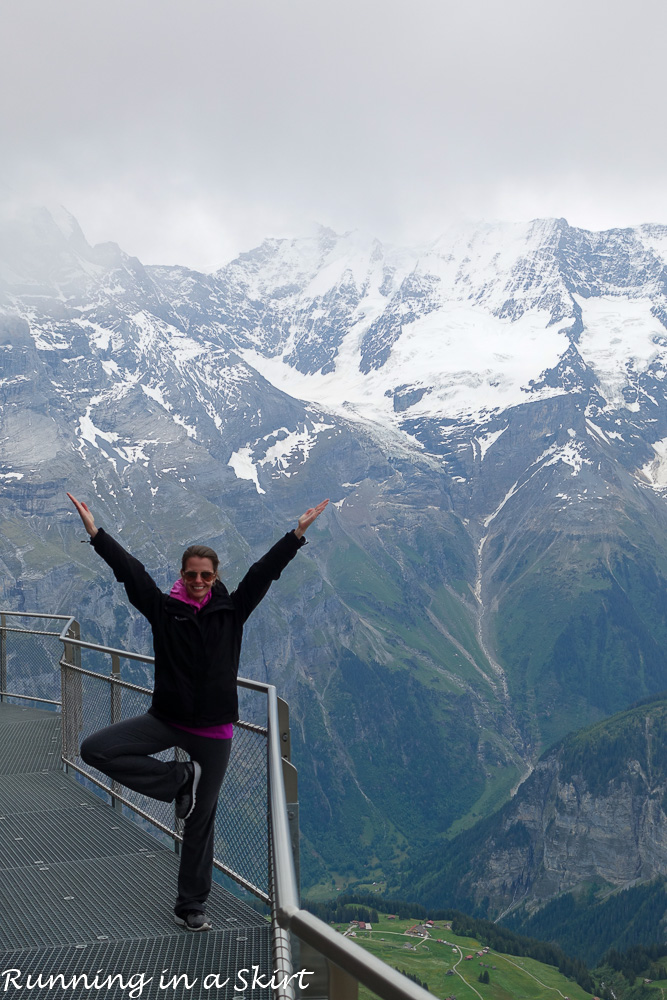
[173,735,232,918]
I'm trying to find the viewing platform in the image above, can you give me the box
[0,610,436,1000]
[0,700,270,998]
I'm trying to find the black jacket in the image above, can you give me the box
[91,527,306,726]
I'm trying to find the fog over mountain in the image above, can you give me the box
[3,205,667,910]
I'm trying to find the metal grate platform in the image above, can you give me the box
[0,926,273,999]
[0,701,61,722]
[0,703,272,997]
[0,710,62,774]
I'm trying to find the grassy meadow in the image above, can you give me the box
[332,913,592,1000]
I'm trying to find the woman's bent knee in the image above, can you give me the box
[80,734,105,766]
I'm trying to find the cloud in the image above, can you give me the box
[2,0,666,269]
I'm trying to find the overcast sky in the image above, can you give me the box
[1,0,665,271]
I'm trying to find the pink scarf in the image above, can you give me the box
[170,577,213,611]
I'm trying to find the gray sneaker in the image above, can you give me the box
[175,761,201,820]
[175,911,212,931]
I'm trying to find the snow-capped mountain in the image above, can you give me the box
[216,217,667,423]
[3,205,667,911]
[151,216,667,520]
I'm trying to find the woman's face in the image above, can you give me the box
[181,556,217,601]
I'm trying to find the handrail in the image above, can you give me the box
[61,638,155,663]
[58,657,270,736]
[59,659,159,694]
[56,616,154,663]
[1,612,73,620]
[56,619,280,691]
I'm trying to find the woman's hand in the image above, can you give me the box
[67,492,98,538]
[295,499,329,539]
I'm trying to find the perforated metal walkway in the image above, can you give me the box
[0,702,271,998]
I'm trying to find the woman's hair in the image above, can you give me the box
[181,544,219,575]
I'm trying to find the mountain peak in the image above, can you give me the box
[0,203,128,290]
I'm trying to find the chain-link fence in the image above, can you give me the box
[0,612,68,708]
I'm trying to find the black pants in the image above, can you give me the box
[80,713,232,917]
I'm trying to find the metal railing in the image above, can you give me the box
[1,610,436,1000]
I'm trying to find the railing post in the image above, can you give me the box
[0,612,6,703]
[284,751,307,996]
[110,653,122,809]
[270,692,297,1000]
[110,653,121,723]
[278,694,292,762]
[278,696,300,894]
[61,619,82,772]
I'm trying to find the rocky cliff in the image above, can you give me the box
[409,696,667,919]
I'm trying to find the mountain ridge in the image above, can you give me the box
[3,205,667,907]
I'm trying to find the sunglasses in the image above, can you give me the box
[182,571,216,582]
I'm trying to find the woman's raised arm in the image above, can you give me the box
[67,492,98,538]
[67,491,164,623]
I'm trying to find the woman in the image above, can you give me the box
[67,491,328,931]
